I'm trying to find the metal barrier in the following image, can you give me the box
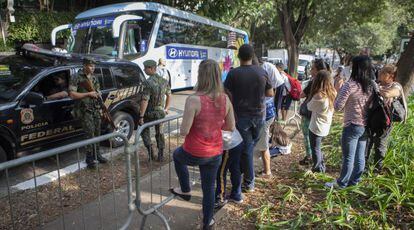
[0,114,185,230]
[130,114,183,230]
[0,132,134,230]
[285,79,311,129]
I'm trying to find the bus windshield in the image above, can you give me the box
[68,11,157,57]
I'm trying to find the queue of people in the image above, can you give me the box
[130,45,407,229]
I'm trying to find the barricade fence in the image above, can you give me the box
[0,114,189,230]
[285,79,311,130]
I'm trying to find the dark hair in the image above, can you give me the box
[275,62,285,69]
[313,58,331,73]
[350,55,373,93]
[238,44,254,61]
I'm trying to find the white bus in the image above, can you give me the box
[51,2,249,90]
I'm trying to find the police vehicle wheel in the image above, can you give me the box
[0,146,5,177]
[111,112,134,147]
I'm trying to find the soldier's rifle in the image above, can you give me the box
[80,79,116,130]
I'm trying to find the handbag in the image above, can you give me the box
[222,129,243,151]
[299,98,312,119]
[391,97,406,122]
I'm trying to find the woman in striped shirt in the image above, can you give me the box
[326,56,373,189]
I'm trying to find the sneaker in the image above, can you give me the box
[324,181,339,189]
[203,218,215,230]
[299,156,311,165]
[259,173,273,179]
[228,197,243,204]
[242,187,255,193]
[214,199,228,209]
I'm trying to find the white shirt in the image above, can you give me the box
[156,66,170,82]
[281,72,291,96]
[307,96,334,137]
[261,62,284,88]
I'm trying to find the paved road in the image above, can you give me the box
[0,91,193,197]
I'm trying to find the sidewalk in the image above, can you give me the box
[43,161,205,230]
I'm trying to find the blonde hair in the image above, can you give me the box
[195,59,224,101]
[380,64,397,80]
[309,70,337,109]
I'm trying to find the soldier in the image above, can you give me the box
[139,60,171,162]
[69,57,108,169]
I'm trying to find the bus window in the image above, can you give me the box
[156,15,199,47]
[123,22,142,57]
[69,11,156,57]
[123,11,157,58]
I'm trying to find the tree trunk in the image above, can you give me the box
[286,41,298,76]
[277,0,314,78]
[396,36,414,99]
[278,3,298,77]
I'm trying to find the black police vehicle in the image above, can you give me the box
[0,45,145,163]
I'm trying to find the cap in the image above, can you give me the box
[83,57,97,65]
[143,60,157,67]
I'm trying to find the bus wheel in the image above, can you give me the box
[111,111,134,147]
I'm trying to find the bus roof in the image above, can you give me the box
[75,2,248,36]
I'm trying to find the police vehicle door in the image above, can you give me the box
[17,70,81,150]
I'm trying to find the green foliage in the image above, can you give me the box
[8,11,77,43]
[246,97,414,228]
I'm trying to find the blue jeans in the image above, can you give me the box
[337,124,368,188]
[237,117,264,190]
[309,131,325,173]
[173,147,222,227]
[216,143,243,202]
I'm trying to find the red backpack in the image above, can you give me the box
[285,73,302,101]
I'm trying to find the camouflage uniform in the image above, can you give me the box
[141,73,171,160]
[69,69,102,165]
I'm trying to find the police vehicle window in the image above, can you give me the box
[101,68,115,89]
[31,70,70,100]
[112,66,142,88]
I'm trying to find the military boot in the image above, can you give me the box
[157,149,164,162]
[96,153,108,164]
[85,152,96,169]
[145,145,156,161]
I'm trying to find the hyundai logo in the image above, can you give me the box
[168,48,178,58]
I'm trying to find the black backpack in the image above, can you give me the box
[367,91,391,137]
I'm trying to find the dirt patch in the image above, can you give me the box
[216,124,309,229]
[0,138,183,230]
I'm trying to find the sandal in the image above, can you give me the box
[169,188,191,201]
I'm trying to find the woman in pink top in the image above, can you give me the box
[326,56,373,189]
[171,59,235,229]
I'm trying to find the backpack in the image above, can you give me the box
[286,74,302,100]
[367,91,391,137]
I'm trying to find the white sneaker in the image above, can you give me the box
[324,181,339,189]
[228,197,244,204]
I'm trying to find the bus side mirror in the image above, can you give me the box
[51,24,72,46]
[112,15,143,38]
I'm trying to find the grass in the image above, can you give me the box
[244,97,414,229]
